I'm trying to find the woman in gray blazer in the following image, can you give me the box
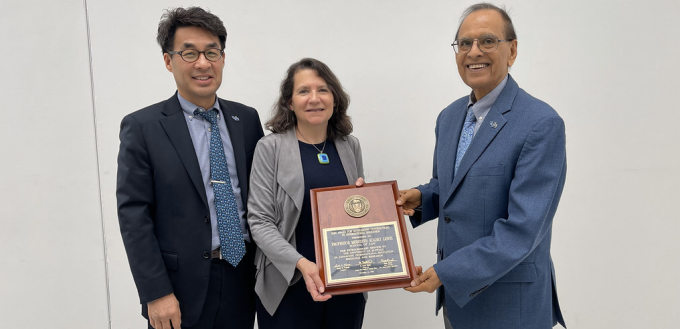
[248,58,366,329]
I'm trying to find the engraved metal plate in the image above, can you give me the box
[323,222,406,284]
[344,195,370,218]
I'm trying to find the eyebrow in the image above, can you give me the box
[295,84,328,92]
[181,42,220,49]
[459,33,498,40]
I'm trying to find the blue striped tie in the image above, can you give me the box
[454,107,477,176]
[194,108,246,267]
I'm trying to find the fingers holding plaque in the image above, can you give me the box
[311,181,417,295]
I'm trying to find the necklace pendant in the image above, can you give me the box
[317,153,330,164]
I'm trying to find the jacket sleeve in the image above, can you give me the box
[116,114,173,304]
[433,114,567,308]
[247,138,304,284]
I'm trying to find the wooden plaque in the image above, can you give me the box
[311,181,417,295]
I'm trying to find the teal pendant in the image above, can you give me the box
[317,153,330,164]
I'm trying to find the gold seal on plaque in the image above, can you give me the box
[344,195,370,218]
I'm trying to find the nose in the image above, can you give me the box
[309,90,320,103]
[467,39,483,57]
[193,52,210,69]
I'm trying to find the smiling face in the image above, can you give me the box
[164,26,224,109]
[289,69,335,130]
[456,9,517,100]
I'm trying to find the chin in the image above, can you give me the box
[311,120,330,126]
[308,118,330,126]
[465,75,488,84]
[467,80,492,91]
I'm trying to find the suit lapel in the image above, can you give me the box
[445,76,518,200]
[219,99,249,206]
[335,136,358,183]
[439,103,467,192]
[277,128,305,210]
[159,94,208,208]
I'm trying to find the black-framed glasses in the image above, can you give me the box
[167,48,224,62]
[451,37,514,54]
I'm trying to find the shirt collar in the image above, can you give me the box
[466,75,509,119]
[177,92,222,117]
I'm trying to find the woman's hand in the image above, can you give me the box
[296,258,332,302]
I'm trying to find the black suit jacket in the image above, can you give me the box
[116,93,264,326]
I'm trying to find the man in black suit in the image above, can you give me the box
[117,7,264,329]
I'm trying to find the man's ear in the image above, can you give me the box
[164,53,173,72]
[507,39,518,67]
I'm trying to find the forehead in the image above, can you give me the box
[293,69,326,86]
[173,26,220,48]
[458,9,506,38]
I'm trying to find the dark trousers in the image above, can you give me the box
[148,244,256,329]
[256,279,365,329]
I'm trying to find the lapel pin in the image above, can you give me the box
[231,115,240,121]
[489,121,498,129]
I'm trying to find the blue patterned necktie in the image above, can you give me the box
[454,107,477,176]
[194,108,246,267]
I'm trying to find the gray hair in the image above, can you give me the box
[454,3,517,41]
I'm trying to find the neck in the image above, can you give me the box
[472,75,507,102]
[180,91,216,110]
[296,123,328,144]
[472,89,490,102]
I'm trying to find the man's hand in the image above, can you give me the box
[147,293,181,329]
[396,189,422,216]
[405,266,442,293]
[355,177,364,187]
[297,258,332,302]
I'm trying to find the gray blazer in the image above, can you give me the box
[247,128,365,315]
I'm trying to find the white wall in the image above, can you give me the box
[0,0,110,328]
[1,0,678,328]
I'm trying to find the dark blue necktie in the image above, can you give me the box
[194,108,246,266]
[455,107,477,176]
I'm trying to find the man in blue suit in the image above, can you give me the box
[399,3,567,328]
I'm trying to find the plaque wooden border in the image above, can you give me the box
[311,181,417,295]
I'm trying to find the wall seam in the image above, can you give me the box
[82,0,113,328]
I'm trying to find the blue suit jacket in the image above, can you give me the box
[413,76,567,328]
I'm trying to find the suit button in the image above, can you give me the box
[203,251,210,259]
[444,216,451,223]
[204,216,209,223]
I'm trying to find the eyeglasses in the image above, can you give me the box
[451,37,514,54]
[167,48,224,62]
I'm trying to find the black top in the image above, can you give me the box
[296,140,348,261]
